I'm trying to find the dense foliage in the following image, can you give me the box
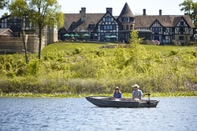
[0,30,197,96]
[9,0,64,59]
[179,0,197,27]
[0,0,9,9]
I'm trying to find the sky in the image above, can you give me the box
[0,0,194,17]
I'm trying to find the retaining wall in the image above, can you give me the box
[0,34,45,54]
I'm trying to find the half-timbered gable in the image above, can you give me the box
[97,11,118,41]
[172,16,194,44]
[135,14,195,44]
[175,17,192,35]
[150,20,163,42]
[151,20,163,34]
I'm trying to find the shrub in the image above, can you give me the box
[73,47,84,54]
[26,59,40,76]
[188,42,195,46]
[171,40,181,46]
[142,40,151,45]
[169,50,179,56]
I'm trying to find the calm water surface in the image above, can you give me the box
[0,97,197,131]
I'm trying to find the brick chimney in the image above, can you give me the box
[159,9,162,15]
[80,7,86,22]
[106,8,112,14]
[143,9,146,15]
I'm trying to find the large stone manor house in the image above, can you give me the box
[59,2,195,44]
[0,2,195,53]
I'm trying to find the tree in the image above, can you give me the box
[179,0,197,27]
[0,0,9,9]
[9,0,64,59]
[1,12,9,17]
[9,0,29,63]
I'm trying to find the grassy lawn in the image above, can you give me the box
[42,42,196,54]
[143,45,196,54]
[42,42,110,53]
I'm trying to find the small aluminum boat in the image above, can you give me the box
[86,96,159,108]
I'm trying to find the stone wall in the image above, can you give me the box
[0,35,27,53]
[0,34,45,54]
[0,26,58,54]
[27,34,45,53]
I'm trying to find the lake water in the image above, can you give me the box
[0,97,197,131]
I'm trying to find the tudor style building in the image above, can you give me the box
[59,2,195,44]
[0,2,195,47]
[97,8,119,41]
[0,15,58,53]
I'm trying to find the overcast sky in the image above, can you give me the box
[0,0,194,17]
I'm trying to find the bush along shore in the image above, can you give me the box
[0,30,197,97]
[1,92,197,98]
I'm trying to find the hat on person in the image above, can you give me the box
[132,84,139,88]
[115,87,119,90]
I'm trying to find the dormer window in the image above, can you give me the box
[180,21,184,26]
[122,17,129,22]
[105,17,111,22]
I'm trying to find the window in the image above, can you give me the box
[123,17,128,22]
[154,36,159,40]
[163,28,166,32]
[130,25,133,30]
[101,25,116,31]
[112,25,116,30]
[89,24,94,28]
[180,21,184,26]
[107,25,109,29]
[165,36,169,39]
[152,27,161,32]
[179,36,184,40]
[130,18,134,22]
[180,27,184,32]
[105,17,111,22]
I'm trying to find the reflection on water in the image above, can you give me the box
[0,97,197,131]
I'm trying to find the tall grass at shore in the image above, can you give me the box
[0,31,197,96]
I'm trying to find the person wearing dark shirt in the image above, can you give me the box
[113,87,122,99]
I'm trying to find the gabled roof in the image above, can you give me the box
[0,28,15,36]
[135,15,195,28]
[149,19,163,27]
[97,12,118,25]
[64,13,104,32]
[0,15,10,20]
[118,2,134,18]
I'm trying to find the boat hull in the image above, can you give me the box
[85,96,159,108]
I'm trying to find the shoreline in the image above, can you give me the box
[1,92,197,98]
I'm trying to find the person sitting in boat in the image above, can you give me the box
[113,87,122,99]
[132,84,143,101]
